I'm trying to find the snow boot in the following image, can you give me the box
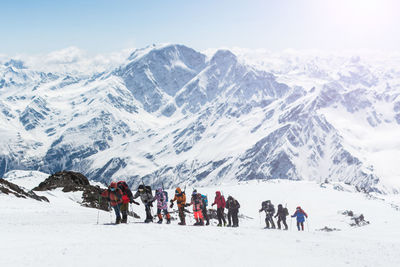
[157,220,163,224]
[194,219,199,226]
[121,214,128,223]
[227,224,232,227]
[217,223,222,227]
[167,218,171,224]
[157,214,163,224]
[116,218,121,224]
[199,219,204,226]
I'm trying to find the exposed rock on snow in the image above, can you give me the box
[318,226,341,232]
[33,170,109,211]
[0,178,48,202]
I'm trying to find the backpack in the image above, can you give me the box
[283,207,289,216]
[201,194,208,206]
[145,185,152,195]
[262,201,268,209]
[117,181,129,193]
[163,190,168,202]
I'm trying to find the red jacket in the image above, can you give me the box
[101,189,123,207]
[212,191,226,209]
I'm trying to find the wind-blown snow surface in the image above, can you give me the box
[1,44,400,192]
[1,179,400,267]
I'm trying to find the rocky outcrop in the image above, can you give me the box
[33,170,109,211]
[0,178,48,202]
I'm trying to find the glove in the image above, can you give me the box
[129,198,134,204]
[170,203,174,209]
[133,201,140,205]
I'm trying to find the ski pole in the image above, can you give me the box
[306,218,310,232]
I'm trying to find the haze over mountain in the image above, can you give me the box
[1,44,400,193]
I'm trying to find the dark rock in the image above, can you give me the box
[319,226,341,232]
[33,170,109,211]
[0,178,49,202]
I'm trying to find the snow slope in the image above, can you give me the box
[1,179,400,267]
[1,44,400,193]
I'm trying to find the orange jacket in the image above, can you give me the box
[171,187,186,208]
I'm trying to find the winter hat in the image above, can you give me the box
[192,189,197,195]
[138,184,145,191]
[110,182,117,188]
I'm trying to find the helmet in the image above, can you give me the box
[192,189,197,195]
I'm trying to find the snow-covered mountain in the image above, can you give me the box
[1,44,400,193]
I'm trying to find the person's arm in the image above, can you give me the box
[133,190,140,199]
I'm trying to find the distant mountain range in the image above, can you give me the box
[1,44,399,193]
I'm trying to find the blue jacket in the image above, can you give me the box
[291,209,308,222]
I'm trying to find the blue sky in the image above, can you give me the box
[1,0,399,54]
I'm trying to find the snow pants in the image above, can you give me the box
[194,210,204,220]
[228,209,239,227]
[297,221,304,231]
[144,203,153,222]
[265,214,275,228]
[217,207,226,225]
[178,206,186,225]
[112,203,122,221]
[120,203,129,223]
[277,216,288,230]
[157,208,170,221]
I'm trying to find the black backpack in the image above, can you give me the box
[117,181,129,193]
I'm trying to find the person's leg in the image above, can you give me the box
[164,209,171,224]
[157,208,163,223]
[297,221,301,231]
[277,218,282,229]
[221,208,226,225]
[283,217,288,230]
[233,210,239,227]
[145,204,152,222]
[179,206,185,225]
[120,203,128,223]
[217,208,222,226]
[265,216,270,228]
[301,222,304,231]
[227,210,232,226]
[113,204,121,224]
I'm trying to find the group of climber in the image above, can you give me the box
[259,200,308,231]
[100,182,307,230]
[101,182,240,227]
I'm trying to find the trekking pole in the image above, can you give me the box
[97,196,101,225]
[290,217,293,231]
[109,203,113,224]
[306,218,310,232]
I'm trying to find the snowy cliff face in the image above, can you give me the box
[0,44,399,193]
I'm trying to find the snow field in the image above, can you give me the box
[1,179,400,267]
